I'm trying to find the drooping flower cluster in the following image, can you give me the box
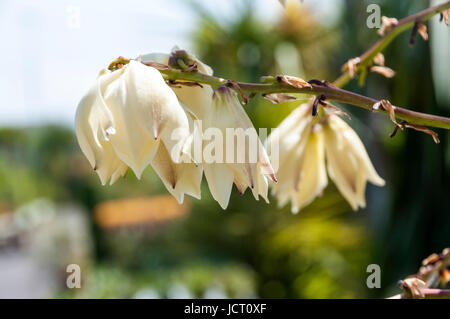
[267,99,385,213]
[75,49,384,212]
[75,50,275,209]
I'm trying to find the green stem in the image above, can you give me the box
[333,1,450,88]
[153,66,450,130]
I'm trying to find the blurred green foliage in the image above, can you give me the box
[0,0,449,298]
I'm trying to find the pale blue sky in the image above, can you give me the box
[0,0,340,127]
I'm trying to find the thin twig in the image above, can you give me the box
[333,1,450,88]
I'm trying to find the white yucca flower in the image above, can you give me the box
[75,60,202,203]
[323,113,385,210]
[203,86,276,209]
[141,49,276,209]
[267,99,385,213]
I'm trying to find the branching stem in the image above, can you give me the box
[333,1,450,88]
[149,65,450,130]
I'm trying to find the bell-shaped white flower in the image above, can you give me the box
[202,86,276,209]
[75,60,202,202]
[101,61,192,177]
[323,114,385,210]
[267,101,328,213]
[268,99,385,212]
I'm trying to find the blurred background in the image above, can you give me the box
[0,0,449,298]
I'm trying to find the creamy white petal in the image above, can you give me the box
[270,147,302,198]
[206,87,275,205]
[75,73,129,186]
[172,161,203,200]
[122,61,191,161]
[109,162,129,185]
[291,126,328,213]
[269,110,327,213]
[96,139,128,186]
[216,88,276,177]
[267,100,314,198]
[151,141,203,203]
[267,100,314,154]
[75,84,103,169]
[253,163,270,203]
[324,115,385,210]
[173,85,214,120]
[100,61,190,178]
[75,71,117,168]
[203,164,235,209]
[333,116,385,187]
[141,49,226,215]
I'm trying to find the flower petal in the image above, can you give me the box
[101,61,190,178]
[324,115,385,210]
[291,126,328,213]
[203,164,235,210]
[151,141,203,203]
[267,100,314,201]
[75,72,129,185]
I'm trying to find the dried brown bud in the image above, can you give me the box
[276,75,312,89]
[373,99,399,127]
[417,22,428,41]
[377,16,399,36]
[441,9,449,25]
[342,57,361,78]
[399,278,427,299]
[373,53,385,66]
[422,253,440,266]
[370,66,396,78]
[409,22,428,46]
